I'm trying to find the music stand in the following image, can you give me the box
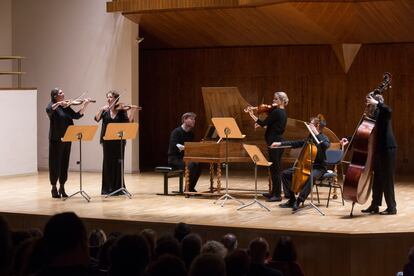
[294,122,325,216]
[61,125,98,202]
[211,117,246,207]
[103,122,138,198]
[238,144,272,211]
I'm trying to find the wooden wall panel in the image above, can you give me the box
[139,44,414,173]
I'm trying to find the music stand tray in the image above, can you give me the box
[238,144,272,211]
[103,122,138,199]
[211,117,245,207]
[61,125,98,202]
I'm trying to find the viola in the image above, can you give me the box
[342,72,392,215]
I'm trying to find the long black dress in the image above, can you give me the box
[98,110,129,195]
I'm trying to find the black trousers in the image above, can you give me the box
[49,140,71,186]
[169,158,201,191]
[371,149,397,209]
[268,148,284,197]
[281,167,325,202]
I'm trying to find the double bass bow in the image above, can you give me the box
[342,72,392,216]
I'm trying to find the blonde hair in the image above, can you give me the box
[275,91,289,106]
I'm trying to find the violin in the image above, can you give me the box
[115,103,142,111]
[244,103,278,115]
[62,98,96,108]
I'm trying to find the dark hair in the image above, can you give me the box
[221,233,238,253]
[174,222,192,242]
[43,212,87,257]
[272,236,297,262]
[109,234,150,275]
[311,114,326,130]
[50,88,62,103]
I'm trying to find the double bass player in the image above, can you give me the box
[341,93,397,215]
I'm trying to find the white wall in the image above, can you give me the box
[0,90,37,176]
[12,0,139,172]
[0,0,12,87]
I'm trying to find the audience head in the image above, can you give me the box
[141,228,157,259]
[189,253,226,276]
[88,229,107,259]
[155,234,181,259]
[225,249,250,276]
[109,234,150,276]
[221,233,238,253]
[146,254,187,276]
[98,236,117,272]
[201,240,227,259]
[43,212,88,265]
[181,233,202,269]
[248,237,270,264]
[174,222,192,242]
[272,235,297,262]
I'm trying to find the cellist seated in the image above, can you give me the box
[270,114,330,212]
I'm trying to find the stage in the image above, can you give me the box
[1,171,413,276]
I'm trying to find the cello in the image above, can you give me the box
[342,72,392,216]
[291,114,325,193]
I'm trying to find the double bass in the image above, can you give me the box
[342,72,392,216]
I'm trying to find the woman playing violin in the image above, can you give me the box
[94,90,139,195]
[246,91,289,202]
[46,87,91,198]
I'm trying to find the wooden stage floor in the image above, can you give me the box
[0,171,413,234]
[0,172,414,234]
[1,171,414,276]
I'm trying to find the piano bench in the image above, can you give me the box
[154,166,184,196]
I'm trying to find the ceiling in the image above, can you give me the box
[107,0,414,49]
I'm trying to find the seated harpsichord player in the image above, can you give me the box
[168,112,201,192]
[272,114,330,212]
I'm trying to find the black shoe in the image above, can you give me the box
[51,186,60,198]
[266,196,282,202]
[292,198,303,212]
[380,208,397,215]
[361,205,379,214]
[262,193,272,199]
[59,186,68,198]
[279,200,295,208]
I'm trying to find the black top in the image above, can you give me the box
[168,126,194,161]
[97,110,129,144]
[375,102,397,152]
[281,132,330,169]
[46,102,83,141]
[256,108,287,146]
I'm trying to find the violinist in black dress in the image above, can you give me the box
[95,91,139,195]
[46,88,91,198]
[246,92,289,202]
